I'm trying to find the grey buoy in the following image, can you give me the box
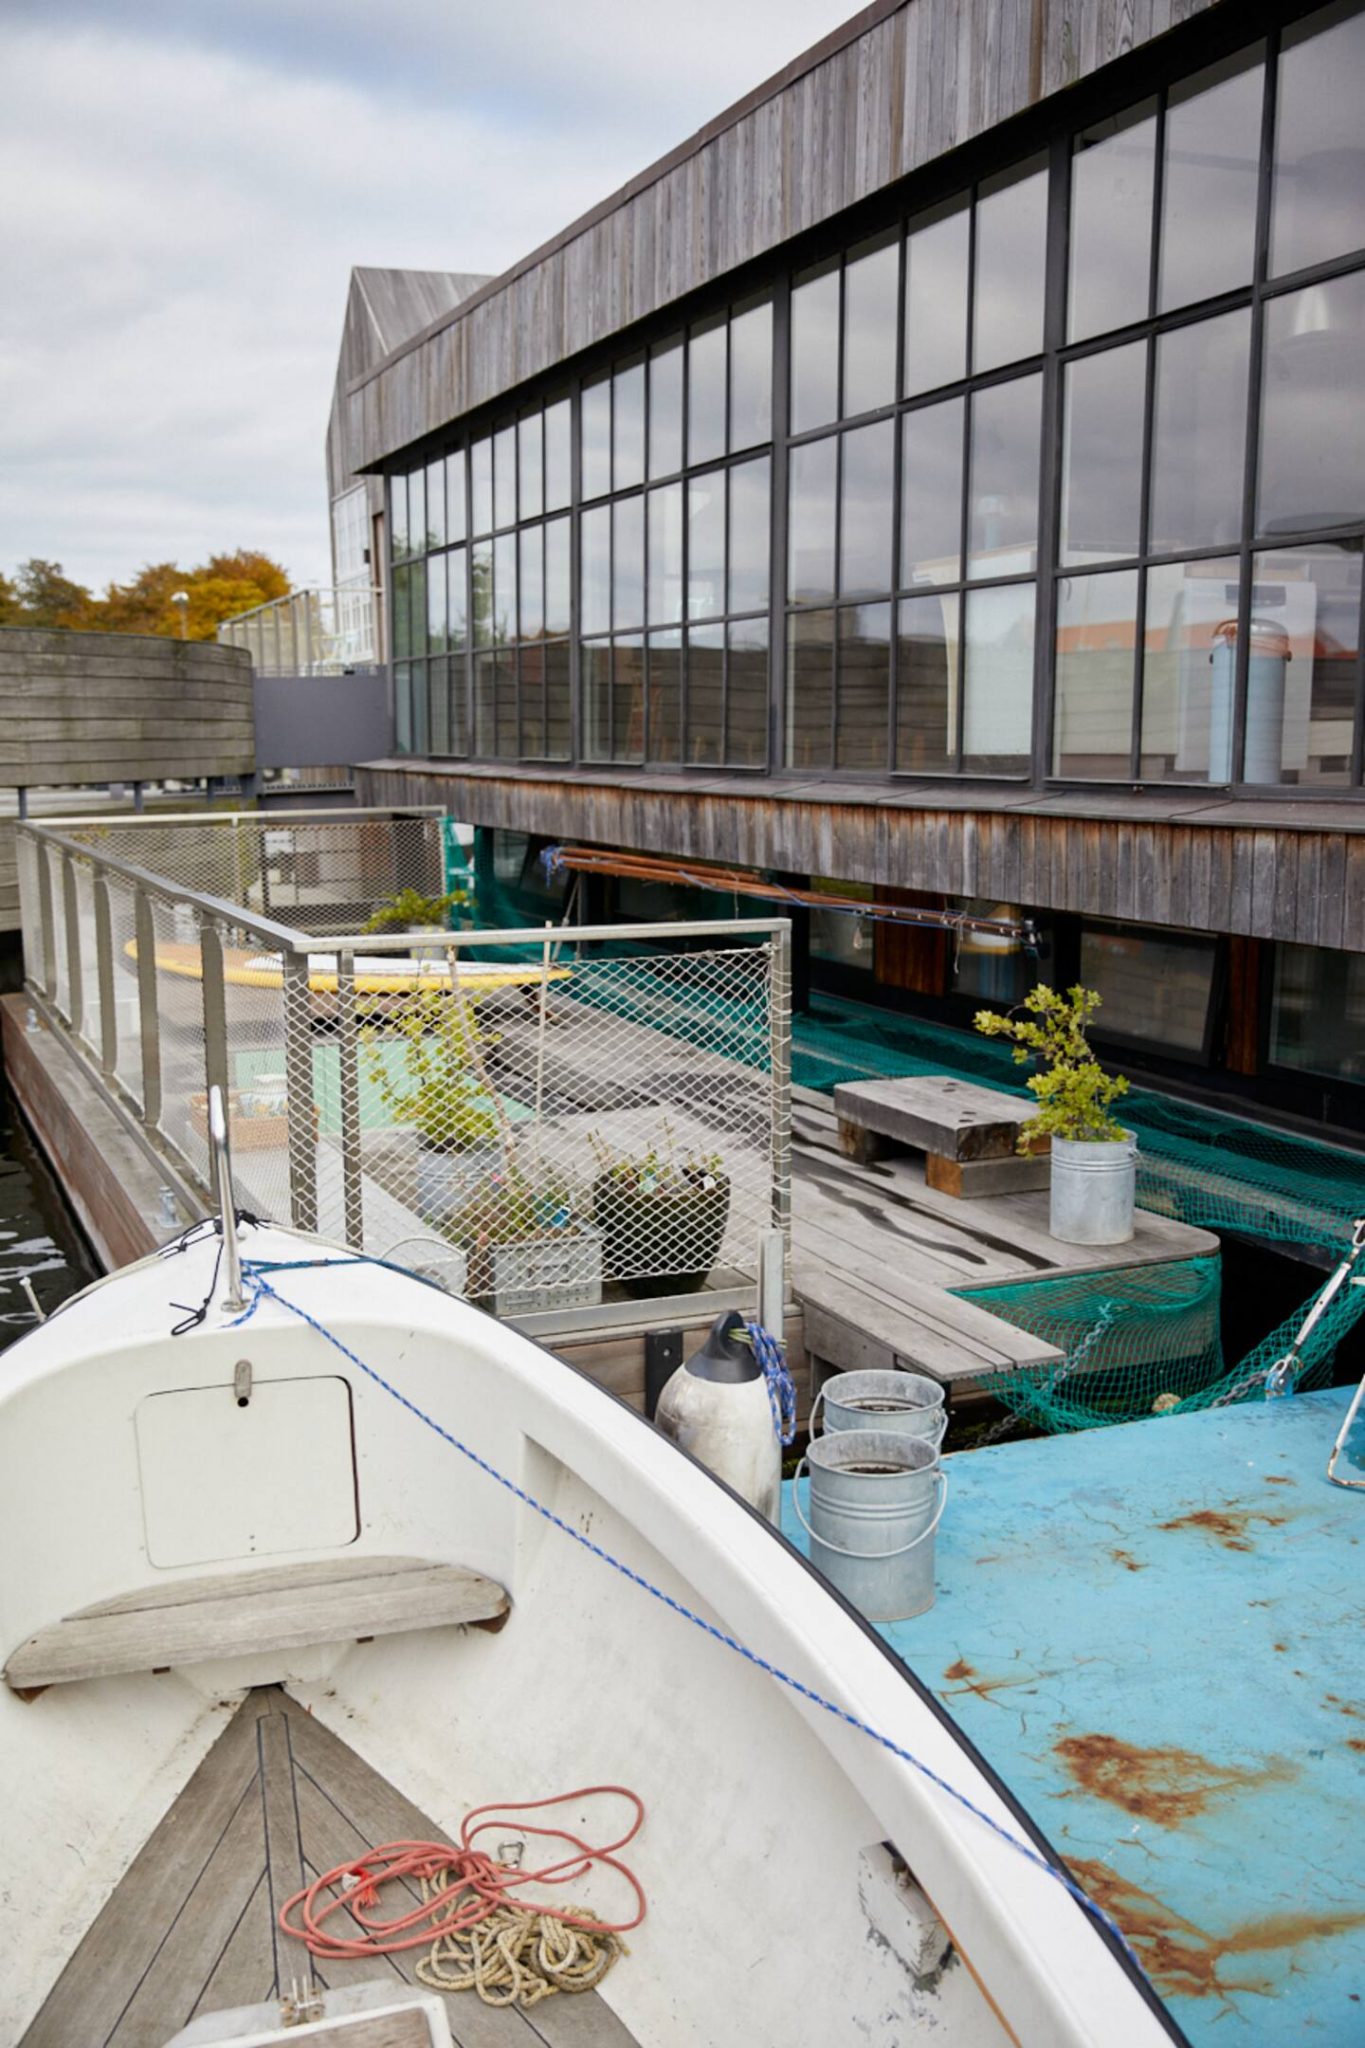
[654,1311,780,1522]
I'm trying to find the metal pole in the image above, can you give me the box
[336,949,364,1249]
[533,920,552,1173]
[94,873,116,1079]
[61,853,83,1041]
[134,886,162,1126]
[200,917,231,1109]
[768,921,792,1275]
[207,1085,245,1314]
[283,950,318,1231]
[36,842,56,999]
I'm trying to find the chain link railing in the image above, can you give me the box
[17,812,791,1331]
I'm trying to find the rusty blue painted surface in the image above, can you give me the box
[783,1387,1365,2043]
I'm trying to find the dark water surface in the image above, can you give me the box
[0,1089,100,1346]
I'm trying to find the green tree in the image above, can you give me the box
[11,558,93,627]
[0,571,21,625]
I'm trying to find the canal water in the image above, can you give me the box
[0,1089,99,1346]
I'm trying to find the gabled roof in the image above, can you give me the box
[328,266,491,498]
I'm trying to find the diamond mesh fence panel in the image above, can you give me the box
[46,847,68,1022]
[70,860,100,1061]
[219,928,298,1229]
[15,833,42,992]
[150,895,209,1185]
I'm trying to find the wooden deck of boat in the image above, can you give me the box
[21,1688,638,2048]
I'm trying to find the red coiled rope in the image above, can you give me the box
[278,1786,646,1961]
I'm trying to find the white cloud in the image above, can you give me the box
[1,2,855,594]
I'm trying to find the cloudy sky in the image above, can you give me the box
[2,0,854,596]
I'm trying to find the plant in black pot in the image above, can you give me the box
[590,1128,730,1299]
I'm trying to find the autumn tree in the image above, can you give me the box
[2,559,94,628]
[0,550,291,640]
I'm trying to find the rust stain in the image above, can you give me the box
[1264,1474,1294,1485]
[1068,1857,1365,2003]
[940,1654,1057,1704]
[1348,1739,1365,1755]
[1159,1507,1285,1552]
[1110,1548,1146,1572]
[1326,1693,1365,1722]
[944,1657,974,1681]
[1055,1733,1293,1826]
[1272,1642,1288,1653]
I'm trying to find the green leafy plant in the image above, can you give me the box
[362,886,466,935]
[363,988,499,1152]
[444,1175,586,1251]
[588,1123,724,1194]
[974,984,1129,1146]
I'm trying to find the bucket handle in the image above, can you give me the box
[790,1461,949,1560]
[809,1384,948,1447]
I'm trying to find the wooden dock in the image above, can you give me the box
[790,1085,1219,1400]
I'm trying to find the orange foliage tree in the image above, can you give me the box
[0,551,291,640]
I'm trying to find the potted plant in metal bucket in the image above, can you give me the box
[364,989,502,1224]
[445,1175,603,1317]
[975,985,1135,1245]
[590,1129,730,1298]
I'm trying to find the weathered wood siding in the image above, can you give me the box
[346,0,1227,470]
[358,761,1365,954]
[0,631,253,785]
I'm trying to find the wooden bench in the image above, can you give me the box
[4,1555,510,1691]
[832,1074,1050,1197]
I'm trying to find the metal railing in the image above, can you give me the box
[17,811,791,1333]
[217,587,381,674]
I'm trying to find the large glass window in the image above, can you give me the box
[1159,49,1263,311]
[1271,942,1365,1081]
[1271,1,1365,277]
[1258,271,1365,536]
[1069,105,1157,342]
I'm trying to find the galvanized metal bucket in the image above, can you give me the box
[812,1368,946,1449]
[1048,1131,1137,1246]
[793,1428,947,1623]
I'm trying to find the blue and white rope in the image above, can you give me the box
[228,1256,1146,1980]
[745,1319,797,1447]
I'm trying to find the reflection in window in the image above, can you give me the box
[1149,309,1249,553]
[613,497,644,631]
[789,437,837,607]
[649,340,684,478]
[544,517,571,635]
[580,506,610,636]
[425,459,446,550]
[614,637,645,761]
[1060,342,1146,565]
[390,477,409,560]
[582,641,611,762]
[471,542,492,650]
[688,623,724,764]
[1258,271,1365,536]
[968,375,1042,579]
[647,484,684,624]
[392,563,411,659]
[788,608,834,768]
[689,316,727,469]
[973,159,1048,373]
[962,583,1035,773]
[1271,1,1365,279]
[519,525,544,640]
[493,425,517,530]
[727,619,769,767]
[1139,556,1239,782]
[647,630,682,762]
[544,400,572,512]
[728,458,771,614]
[904,198,969,397]
[1271,943,1365,1082]
[426,551,447,655]
[1248,543,1361,786]
[581,378,611,501]
[614,360,645,492]
[896,593,958,773]
[406,472,425,563]
[408,560,428,658]
[901,399,963,587]
[836,604,891,769]
[1159,49,1263,312]
[446,455,467,544]
[1069,104,1156,341]
[839,421,895,600]
[730,300,773,452]
[791,260,840,433]
[843,235,898,419]
[471,438,493,536]
[1080,924,1218,1055]
[1053,568,1139,778]
[518,415,543,522]
[492,532,517,643]
[448,545,468,653]
[687,473,725,621]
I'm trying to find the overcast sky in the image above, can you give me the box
[2,0,854,595]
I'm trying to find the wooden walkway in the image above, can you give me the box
[21,1689,637,2048]
[791,1085,1219,1390]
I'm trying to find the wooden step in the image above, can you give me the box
[5,1556,510,1690]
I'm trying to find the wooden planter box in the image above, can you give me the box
[190,1091,318,1153]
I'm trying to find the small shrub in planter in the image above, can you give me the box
[445,1178,602,1316]
[975,985,1135,1245]
[363,990,503,1224]
[590,1136,731,1299]
[362,886,468,936]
